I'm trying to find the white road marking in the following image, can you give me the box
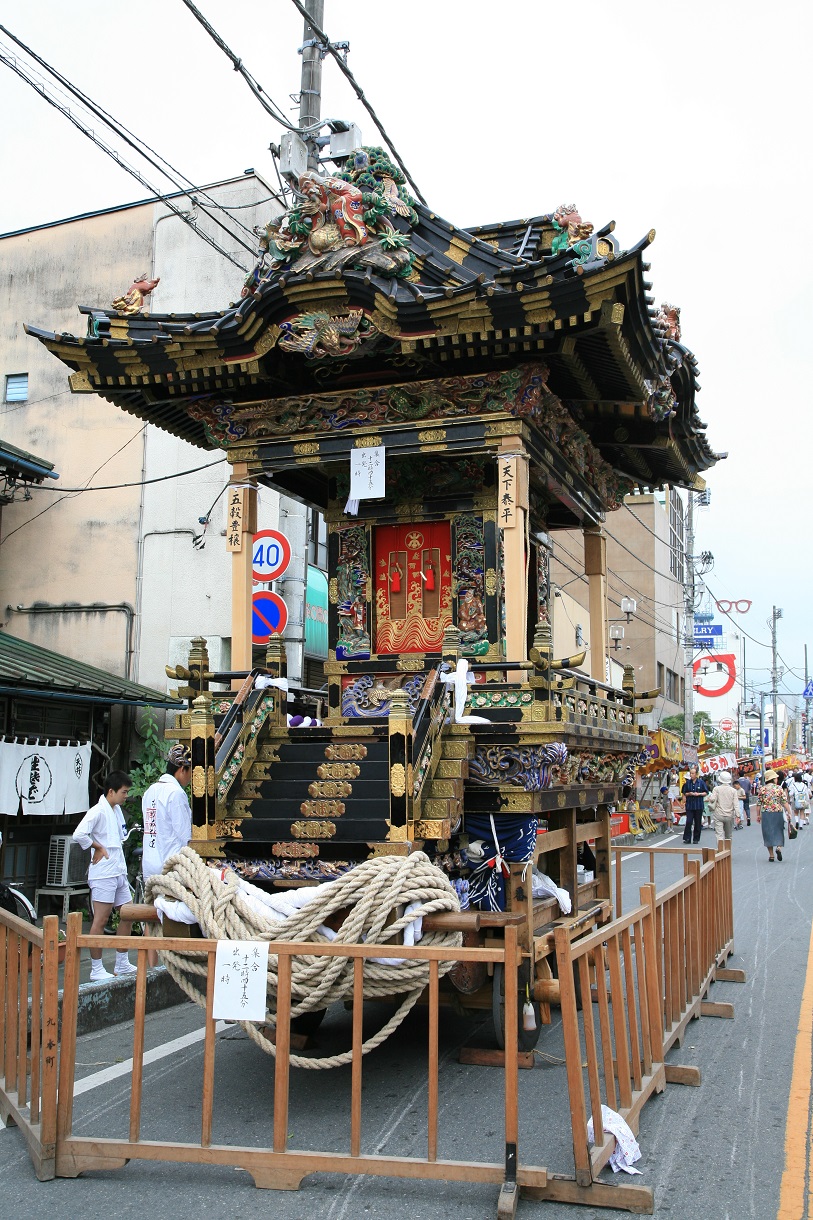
[621,833,682,861]
[72,1020,227,1097]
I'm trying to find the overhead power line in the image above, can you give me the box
[0,23,267,253]
[181,0,325,134]
[0,45,251,273]
[286,0,426,203]
[1,424,147,544]
[26,455,227,494]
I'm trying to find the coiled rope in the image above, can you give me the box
[146,847,462,1069]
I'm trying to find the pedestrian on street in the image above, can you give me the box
[736,771,753,826]
[788,772,810,829]
[681,764,708,844]
[707,771,739,843]
[757,768,792,862]
[141,744,193,966]
[72,770,137,981]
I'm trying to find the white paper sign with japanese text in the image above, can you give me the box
[350,446,385,500]
[212,940,268,1021]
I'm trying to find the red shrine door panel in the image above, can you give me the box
[374,522,452,654]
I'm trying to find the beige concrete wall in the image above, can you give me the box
[0,176,285,691]
[0,206,153,676]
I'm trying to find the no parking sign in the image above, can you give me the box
[251,590,288,644]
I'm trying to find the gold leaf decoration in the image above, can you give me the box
[316,762,360,779]
[390,763,407,797]
[300,800,345,817]
[308,780,353,798]
[272,841,319,858]
[415,819,450,839]
[324,743,367,760]
[291,820,336,839]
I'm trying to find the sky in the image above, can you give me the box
[0,0,811,730]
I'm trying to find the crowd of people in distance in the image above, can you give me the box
[653,764,812,862]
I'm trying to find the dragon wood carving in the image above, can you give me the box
[468,742,569,791]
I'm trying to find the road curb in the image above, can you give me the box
[58,965,188,1037]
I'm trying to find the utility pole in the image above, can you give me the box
[683,492,696,744]
[800,644,805,756]
[277,0,326,684]
[771,605,782,760]
[299,0,324,169]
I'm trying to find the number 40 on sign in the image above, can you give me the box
[252,529,291,582]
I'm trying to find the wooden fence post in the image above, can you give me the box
[554,925,592,1188]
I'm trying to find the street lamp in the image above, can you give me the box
[609,624,625,651]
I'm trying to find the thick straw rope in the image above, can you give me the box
[146,847,463,1069]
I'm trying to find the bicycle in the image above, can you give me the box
[0,830,37,925]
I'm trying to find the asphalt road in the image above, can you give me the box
[2,820,811,1220]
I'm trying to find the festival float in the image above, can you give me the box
[28,152,717,1053]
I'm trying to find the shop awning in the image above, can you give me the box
[0,631,182,708]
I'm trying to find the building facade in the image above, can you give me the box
[550,489,687,728]
[0,174,326,711]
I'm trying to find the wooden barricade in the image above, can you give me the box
[0,909,60,1180]
[612,843,705,920]
[613,842,742,1067]
[52,913,551,1219]
[528,904,664,1214]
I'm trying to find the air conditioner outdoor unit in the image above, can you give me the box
[46,835,90,888]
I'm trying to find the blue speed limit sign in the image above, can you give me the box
[252,529,291,582]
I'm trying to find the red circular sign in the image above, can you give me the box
[251,590,288,644]
[692,653,737,699]
[252,529,291,582]
[719,717,735,733]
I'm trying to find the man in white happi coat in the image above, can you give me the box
[141,745,193,883]
[141,745,193,965]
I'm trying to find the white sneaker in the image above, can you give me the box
[90,965,114,982]
[114,958,138,976]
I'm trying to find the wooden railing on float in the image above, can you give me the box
[0,910,60,1180]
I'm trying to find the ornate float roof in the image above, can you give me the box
[27,152,716,497]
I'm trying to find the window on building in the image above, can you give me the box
[665,668,680,703]
[4,373,28,403]
[308,508,327,570]
[657,663,665,694]
[669,488,685,583]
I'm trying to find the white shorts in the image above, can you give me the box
[89,875,131,907]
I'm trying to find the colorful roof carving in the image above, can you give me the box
[26,151,716,496]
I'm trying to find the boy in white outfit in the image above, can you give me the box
[72,770,136,981]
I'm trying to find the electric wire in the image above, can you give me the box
[286,0,427,204]
[1,424,147,544]
[0,23,268,253]
[181,0,330,134]
[0,47,250,273]
[0,389,71,416]
[24,455,226,494]
[552,536,680,637]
